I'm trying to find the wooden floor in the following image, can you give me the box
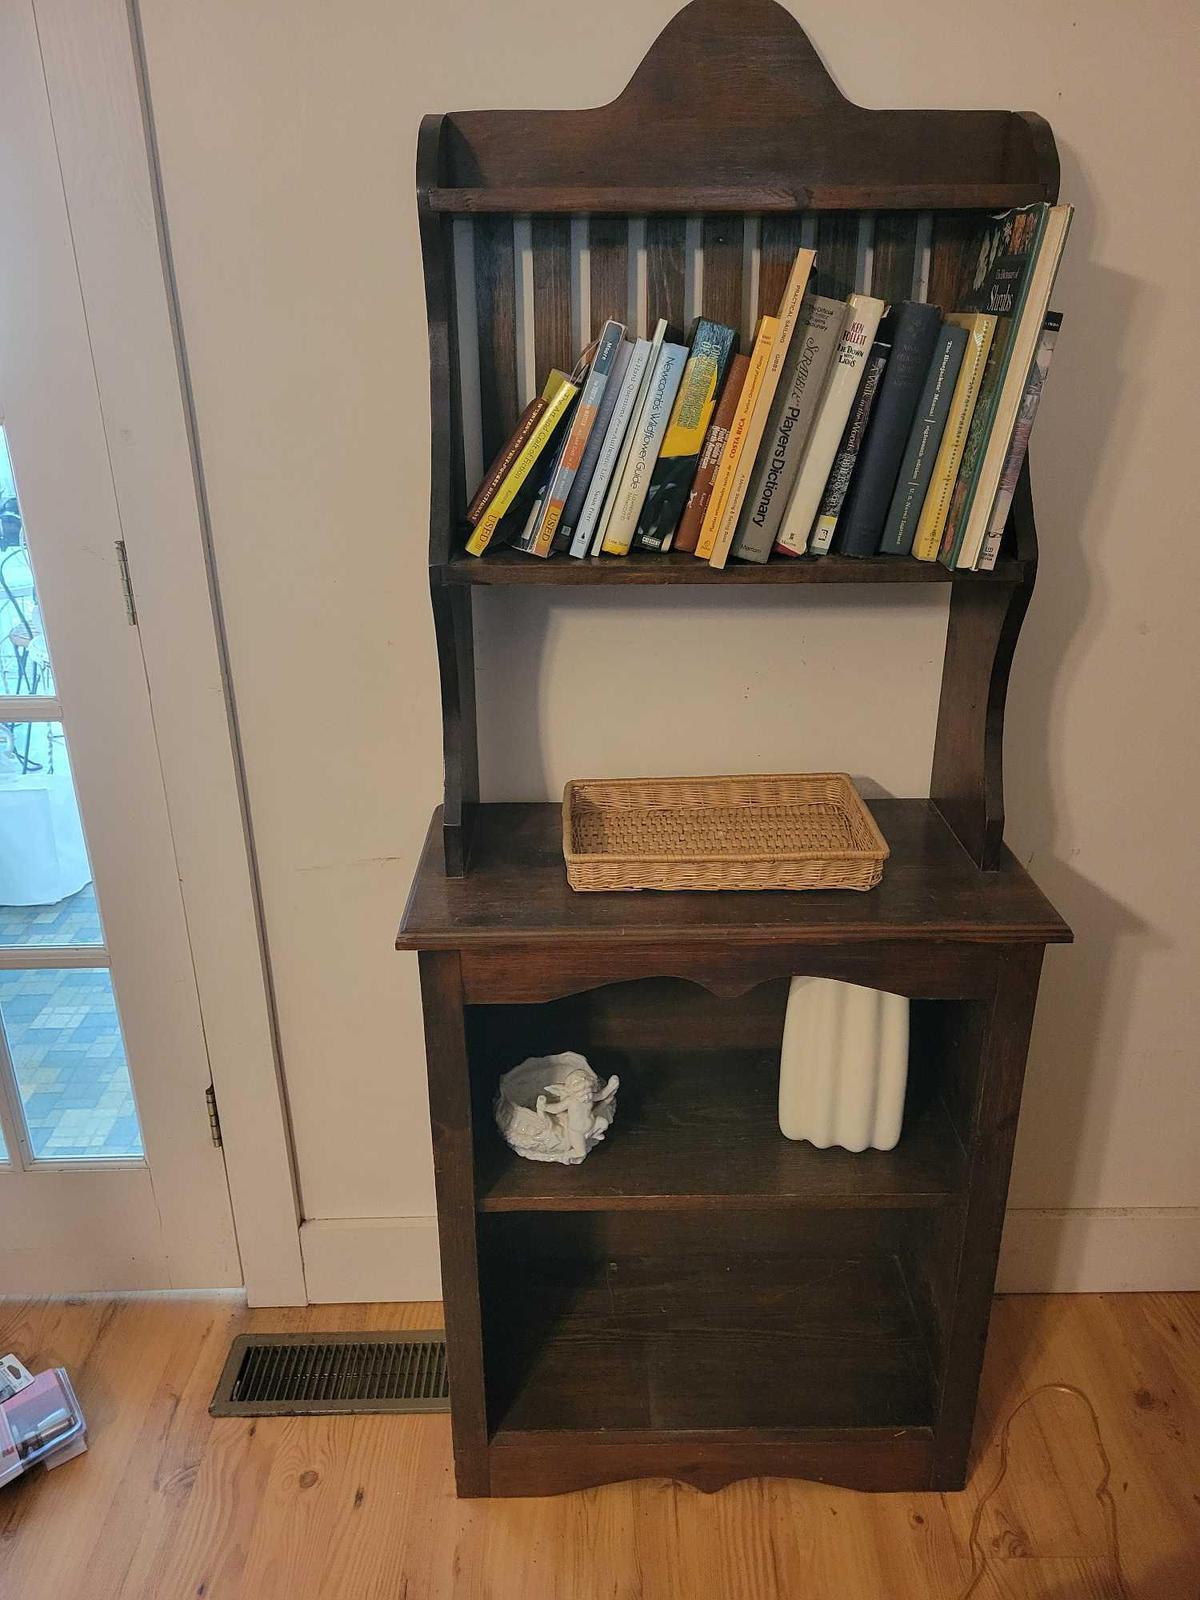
[0,1294,1196,1599]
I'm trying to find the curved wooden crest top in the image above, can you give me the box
[425,0,1058,208]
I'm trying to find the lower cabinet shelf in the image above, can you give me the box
[484,1251,936,1436]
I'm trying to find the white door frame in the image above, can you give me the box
[26,0,306,1305]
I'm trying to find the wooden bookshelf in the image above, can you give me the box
[399,0,1072,1498]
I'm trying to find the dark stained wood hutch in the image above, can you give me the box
[398,0,1072,1497]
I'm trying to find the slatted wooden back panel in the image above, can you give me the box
[448,207,998,513]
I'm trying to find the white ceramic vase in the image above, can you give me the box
[777,976,910,1152]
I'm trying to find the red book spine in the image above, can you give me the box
[466,398,546,525]
[672,354,749,553]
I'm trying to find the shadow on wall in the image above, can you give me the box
[1002,139,1162,1269]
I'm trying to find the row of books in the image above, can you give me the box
[463,202,1072,571]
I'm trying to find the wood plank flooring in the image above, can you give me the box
[0,1293,1196,1598]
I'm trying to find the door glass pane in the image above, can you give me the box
[0,721,102,946]
[0,968,143,1160]
[0,425,54,697]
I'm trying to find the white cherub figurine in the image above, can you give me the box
[495,1053,619,1165]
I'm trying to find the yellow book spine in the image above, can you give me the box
[464,380,577,556]
[911,314,997,561]
[708,247,815,570]
[694,318,779,561]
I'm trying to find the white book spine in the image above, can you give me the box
[593,320,667,554]
[602,343,688,555]
[777,296,886,557]
[570,340,652,558]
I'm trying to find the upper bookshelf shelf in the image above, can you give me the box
[425,182,1050,215]
[442,551,1029,587]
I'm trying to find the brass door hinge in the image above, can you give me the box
[205,1083,223,1148]
[115,540,138,625]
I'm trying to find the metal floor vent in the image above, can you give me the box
[210,1331,449,1417]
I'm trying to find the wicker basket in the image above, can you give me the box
[562,774,889,893]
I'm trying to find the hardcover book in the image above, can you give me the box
[570,337,654,558]
[774,293,887,556]
[559,339,632,551]
[940,203,1072,569]
[911,312,996,560]
[601,338,688,555]
[593,319,668,554]
[977,311,1063,570]
[695,317,778,561]
[511,392,581,553]
[635,318,737,551]
[464,373,579,555]
[833,302,943,557]
[730,293,847,563]
[809,337,890,555]
[673,353,749,554]
[707,246,816,568]
[467,398,543,526]
[524,319,624,556]
[878,321,969,556]
[465,369,566,526]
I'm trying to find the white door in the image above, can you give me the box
[0,0,239,1291]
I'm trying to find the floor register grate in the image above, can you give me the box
[210,1331,449,1417]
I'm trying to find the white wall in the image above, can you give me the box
[136,0,1200,1296]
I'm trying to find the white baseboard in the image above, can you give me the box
[298,1216,441,1306]
[998,1206,1200,1292]
[294,1207,1200,1305]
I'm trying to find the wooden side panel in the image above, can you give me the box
[428,576,478,877]
[472,213,519,465]
[871,212,920,303]
[929,946,1044,1488]
[588,214,630,331]
[645,214,687,332]
[931,464,1038,870]
[417,951,490,1495]
[532,215,574,377]
[700,214,744,340]
[813,213,859,300]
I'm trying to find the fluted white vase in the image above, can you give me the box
[777,976,910,1152]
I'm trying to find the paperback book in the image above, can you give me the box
[708,246,816,568]
[695,316,778,561]
[635,319,737,551]
[601,336,688,555]
[911,312,996,560]
[809,336,890,554]
[940,203,1073,569]
[977,311,1063,570]
[559,339,633,552]
[594,319,669,553]
[465,372,578,556]
[730,293,847,563]
[673,353,749,554]
[777,293,887,556]
[570,337,654,558]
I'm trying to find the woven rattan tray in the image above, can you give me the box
[562,774,889,892]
